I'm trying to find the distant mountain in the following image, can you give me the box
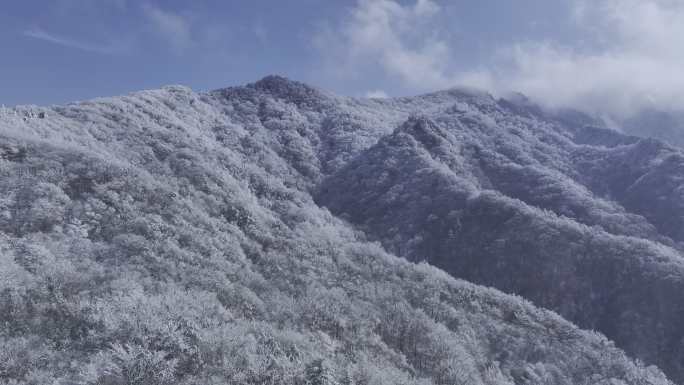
[0,75,680,384]
[621,108,684,148]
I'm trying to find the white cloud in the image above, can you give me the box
[494,0,684,117]
[318,0,684,118]
[315,0,483,92]
[365,89,389,98]
[24,27,126,55]
[142,4,192,52]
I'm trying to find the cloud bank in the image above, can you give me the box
[500,0,684,117]
[319,0,684,117]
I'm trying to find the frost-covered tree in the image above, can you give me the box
[305,359,338,385]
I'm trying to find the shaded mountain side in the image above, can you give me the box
[571,139,684,243]
[316,115,684,379]
[0,76,682,383]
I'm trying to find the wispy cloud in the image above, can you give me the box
[142,4,192,53]
[316,0,448,90]
[315,0,487,93]
[23,27,126,55]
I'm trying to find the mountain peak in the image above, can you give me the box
[248,75,328,102]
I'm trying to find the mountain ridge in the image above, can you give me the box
[0,75,682,384]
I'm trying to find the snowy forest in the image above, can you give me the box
[2,75,684,384]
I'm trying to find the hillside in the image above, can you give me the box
[0,76,680,384]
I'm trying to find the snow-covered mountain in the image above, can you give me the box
[1,76,682,384]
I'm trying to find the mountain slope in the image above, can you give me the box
[315,96,684,380]
[0,76,679,384]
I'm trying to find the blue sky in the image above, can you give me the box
[2,0,683,117]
